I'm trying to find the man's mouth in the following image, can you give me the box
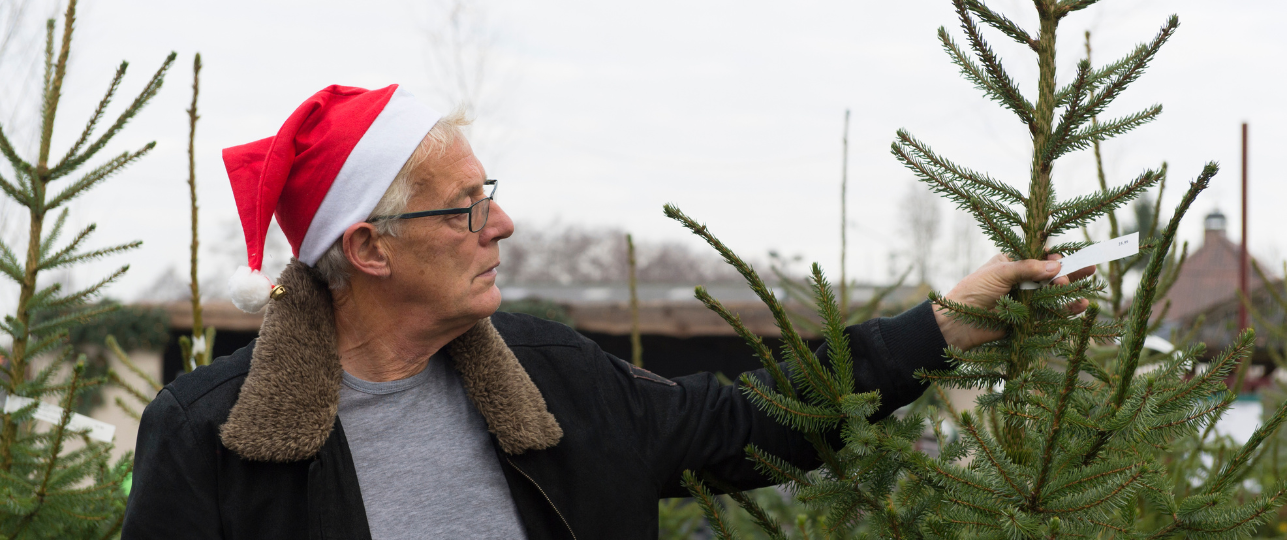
[477,263,499,278]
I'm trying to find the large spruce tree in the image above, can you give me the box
[0,1,173,536]
[667,1,1287,537]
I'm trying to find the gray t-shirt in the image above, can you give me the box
[337,354,528,540]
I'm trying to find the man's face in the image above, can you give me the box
[381,136,514,326]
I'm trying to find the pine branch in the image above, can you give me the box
[106,334,161,393]
[1055,44,1139,108]
[106,370,153,409]
[39,240,140,272]
[50,52,175,180]
[46,143,155,209]
[928,291,1009,331]
[740,374,844,433]
[38,208,68,260]
[680,471,740,540]
[42,266,128,311]
[1067,17,1178,139]
[959,411,1030,499]
[1110,164,1213,409]
[19,330,67,362]
[0,124,33,177]
[951,0,1035,126]
[0,240,22,282]
[1055,105,1162,160]
[1159,330,1251,410]
[894,129,1026,206]
[963,0,1035,49]
[726,490,789,540]
[1059,0,1102,14]
[810,264,854,396]
[0,171,30,206]
[892,137,1026,255]
[1042,59,1093,165]
[1043,466,1148,514]
[746,445,814,487]
[665,205,836,402]
[10,361,86,537]
[938,28,1016,117]
[1205,394,1287,495]
[28,303,117,336]
[38,222,94,270]
[112,397,141,422]
[694,286,794,398]
[848,266,912,325]
[1029,305,1096,509]
[37,1,78,171]
[1047,169,1161,237]
[53,61,126,171]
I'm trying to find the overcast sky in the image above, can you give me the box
[0,0,1282,303]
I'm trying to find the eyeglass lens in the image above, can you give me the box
[470,199,491,233]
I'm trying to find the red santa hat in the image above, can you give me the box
[222,84,442,312]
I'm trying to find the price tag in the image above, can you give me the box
[1019,232,1138,289]
[3,394,116,443]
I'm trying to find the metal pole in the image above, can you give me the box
[1239,122,1248,331]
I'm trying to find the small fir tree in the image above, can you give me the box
[0,0,174,535]
[668,1,1287,538]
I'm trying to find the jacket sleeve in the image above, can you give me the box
[121,389,222,539]
[595,300,950,498]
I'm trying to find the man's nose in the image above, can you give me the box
[481,201,515,243]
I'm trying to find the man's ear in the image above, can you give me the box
[341,222,392,279]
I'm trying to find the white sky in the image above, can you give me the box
[0,0,1283,302]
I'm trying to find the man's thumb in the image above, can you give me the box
[997,259,1060,285]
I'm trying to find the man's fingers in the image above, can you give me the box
[1065,298,1090,316]
[996,259,1060,285]
[1067,264,1096,281]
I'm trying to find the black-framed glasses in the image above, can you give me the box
[368,180,498,233]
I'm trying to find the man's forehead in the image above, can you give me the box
[410,147,485,203]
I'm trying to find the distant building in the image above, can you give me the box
[1153,210,1283,371]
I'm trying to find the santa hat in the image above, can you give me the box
[222,84,442,313]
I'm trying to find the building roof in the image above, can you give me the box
[153,282,924,338]
[1155,211,1268,324]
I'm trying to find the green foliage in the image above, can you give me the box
[39,301,168,414]
[498,298,575,327]
[0,1,174,536]
[664,1,1287,538]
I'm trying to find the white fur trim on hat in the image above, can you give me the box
[296,88,442,266]
[229,266,274,313]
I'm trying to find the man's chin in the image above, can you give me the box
[471,286,504,319]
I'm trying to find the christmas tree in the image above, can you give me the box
[0,0,174,535]
[667,0,1287,537]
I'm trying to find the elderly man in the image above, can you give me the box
[122,85,1090,539]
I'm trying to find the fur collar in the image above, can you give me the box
[219,260,563,463]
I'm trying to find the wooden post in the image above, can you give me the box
[1239,122,1248,331]
[840,109,850,316]
[627,233,642,367]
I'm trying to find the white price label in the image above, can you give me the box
[3,394,116,443]
[1019,232,1139,289]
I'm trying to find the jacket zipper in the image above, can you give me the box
[505,457,577,540]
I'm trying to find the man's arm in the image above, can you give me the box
[597,256,1093,497]
[122,390,222,539]
[596,300,947,497]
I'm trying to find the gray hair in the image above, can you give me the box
[314,108,472,290]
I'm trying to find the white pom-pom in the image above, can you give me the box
[229,266,273,313]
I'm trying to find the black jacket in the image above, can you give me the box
[122,263,948,540]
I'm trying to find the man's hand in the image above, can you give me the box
[933,254,1096,351]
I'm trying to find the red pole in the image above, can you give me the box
[1239,122,1249,331]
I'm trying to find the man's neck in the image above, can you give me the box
[332,289,475,383]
